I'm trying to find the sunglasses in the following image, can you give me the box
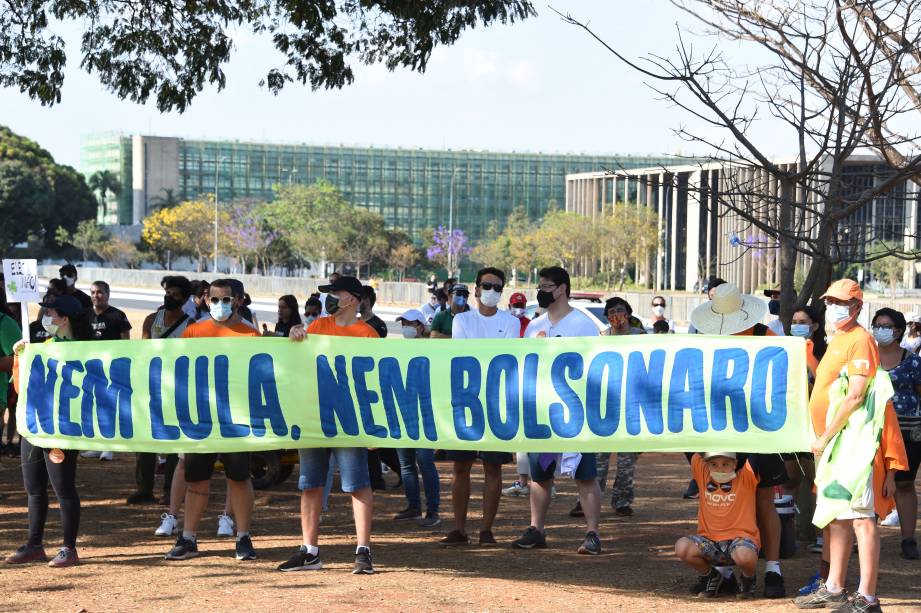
[479,282,504,292]
[210,296,233,305]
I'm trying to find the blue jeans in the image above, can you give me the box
[396,448,440,515]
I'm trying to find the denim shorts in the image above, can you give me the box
[527,452,597,482]
[687,535,759,565]
[298,447,370,493]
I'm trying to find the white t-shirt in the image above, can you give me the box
[526,308,599,338]
[419,302,441,325]
[452,309,520,339]
[767,319,786,336]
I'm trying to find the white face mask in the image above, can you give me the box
[873,327,895,346]
[511,307,525,317]
[210,301,233,322]
[652,305,666,317]
[827,303,852,327]
[402,326,419,339]
[62,275,76,288]
[479,289,502,308]
[41,315,59,336]
[709,470,737,484]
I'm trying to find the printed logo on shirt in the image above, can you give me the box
[852,359,870,370]
[704,481,737,506]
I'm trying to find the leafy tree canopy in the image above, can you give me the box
[1,1,535,112]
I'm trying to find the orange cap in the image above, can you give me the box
[820,279,862,302]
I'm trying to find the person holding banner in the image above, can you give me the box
[280,275,379,575]
[440,267,519,547]
[164,279,260,563]
[5,294,90,568]
[794,279,907,613]
[514,266,604,555]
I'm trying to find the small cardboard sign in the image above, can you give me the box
[2,258,40,302]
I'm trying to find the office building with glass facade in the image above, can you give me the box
[80,133,678,243]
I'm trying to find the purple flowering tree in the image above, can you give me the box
[224,203,278,275]
[426,226,470,277]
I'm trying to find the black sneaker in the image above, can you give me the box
[512,526,547,549]
[393,507,422,521]
[764,570,786,598]
[577,531,602,555]
[793,586,849,609]
[683,479,699,499]
[353,546,374,575]
[696,568,723,598]
[719,572,739,594]
[737,574,756,599]
[165,536,198,560]
[901,538,920,560]
[419,513,441,528]
[277,546,322,571]
[235,535,256,561]
[834,594,883,613]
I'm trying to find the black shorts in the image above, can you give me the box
[746,453,789,489]
[895,435,921,483]
[184,452,251,482]
[444,450,513,465]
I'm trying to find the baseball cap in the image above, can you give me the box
[39,294,83,318]
[397,309,425,324]
[909,313,921,324]
[701,452,737,461]
[318,275,363,298]
[450,284,470,296]
[509,292,527,306]
[763,288,780,299]
[820,279,862,302]
[59,264,77,277]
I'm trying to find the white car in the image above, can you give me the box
[524,299,610,334]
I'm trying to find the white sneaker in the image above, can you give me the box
[881,509,900,527]
[217,513,235,537]
[502,481,530,497]
[80,451,101,458]
[99,451,115,461]
[155,513,178,536]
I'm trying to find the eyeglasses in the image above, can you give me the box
[479,282,504,292]
[537,283,558,292]
[210,296,233,305]
[652,302,665,307]
[873,324,896,330]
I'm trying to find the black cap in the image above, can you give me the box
[39,294,83,318]
[763,289,780,298]
[59,264,77,277]
[319,275,363,298]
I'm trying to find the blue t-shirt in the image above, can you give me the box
[887,351,921,418]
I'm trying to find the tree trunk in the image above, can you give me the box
[778,179,796,333]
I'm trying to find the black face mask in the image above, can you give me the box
[536,290,556,309]
[325,294,340,315]
[164,295,183,311]
[768,299,780,316]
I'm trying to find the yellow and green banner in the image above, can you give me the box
[16,334,812,453]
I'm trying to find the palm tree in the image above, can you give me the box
[150,188,179,210]
[88,170,122,221]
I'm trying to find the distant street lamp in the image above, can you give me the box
[213,155,228,272]
[447,166,459,277]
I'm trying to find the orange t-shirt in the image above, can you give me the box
[181,318,260,338]
[732,326,777,337]
[691,455,761,547]
[307,316,378,338]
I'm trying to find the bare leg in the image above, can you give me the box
[182,479,211,534]
[351,487,373,545]
[529,478,553,532]
[300,488,323,545]
[227,479,253,533]
[853,517,880,597]
[169,460,186,518]
[481,462,502,532]
[756,487,781,560]
[675,537,710,573]
[451,460,473,535]
[732,547,758,577]
[577,478,601,534]
[826,519,855,590]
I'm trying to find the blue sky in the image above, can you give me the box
[1,1,784,168]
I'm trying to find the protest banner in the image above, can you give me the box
[16,334,811,453]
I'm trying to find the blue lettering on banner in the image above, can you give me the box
[26,356,57,435]
[585,352,623,437]
[710,348,750,432]
[58,361,84,436]
[316,355,359,437]
[625,351,665,435]
[247,353,288,437]
[750,347,788,431]
[668,349,709,433]
[175,356,213,440]
[450,357,485,441]
[352,356,387,438]
[549,352,585,438]
[149,357,180,440]
[215,355,249,438]
[80,358,133,439]
[522,353,551,439]
[485,354,520,441]
[379,357,437,441]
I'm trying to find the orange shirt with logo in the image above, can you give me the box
[691,454,761,547]
[181,318,260,338]
[808,324,908,517]
[307,316,379,338]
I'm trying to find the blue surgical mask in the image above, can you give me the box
[873,327,895,346]
[210,302,233,322]
[452,295,467,307]
[790,324,812,338]
[827,304,852,326]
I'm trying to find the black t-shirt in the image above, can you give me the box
[70,288,93,310]
[365,315,388,338]
[89,306,132,340]
[29,320,51,344]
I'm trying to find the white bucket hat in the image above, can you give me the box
[690,283,767,335]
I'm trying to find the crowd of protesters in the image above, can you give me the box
[0,264,917,612]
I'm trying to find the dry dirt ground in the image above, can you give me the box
[0,452,919,612]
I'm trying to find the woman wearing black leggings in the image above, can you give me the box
[5,294,90,568]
